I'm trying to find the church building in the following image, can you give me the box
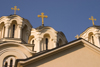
[0,6,100,67]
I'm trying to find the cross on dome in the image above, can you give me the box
[11,6,20,14]
[89,16,96,26]
[38,12,48,26]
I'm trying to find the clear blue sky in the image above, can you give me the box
[0,0,100,42]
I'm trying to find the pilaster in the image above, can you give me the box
[53,39,57,48]
[34,37,42,52]
[5,23,10,37]
[18,24,22,38]
[94,33,100,47]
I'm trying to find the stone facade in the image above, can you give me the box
[17,39,100,67]
[0,14,67,67]
[1,14,100,67]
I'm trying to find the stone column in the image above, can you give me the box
[7,61,10,67]
[35,37,42,52]
[1,27,5,38]
[94,34,100,47]
[5,24,10,38]
[53,34,57,48]
[18,24,22,38]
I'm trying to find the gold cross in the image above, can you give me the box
[38,12,48,26]
[11,6,20,14]
[75,35,80,39]
[89,16,96,25]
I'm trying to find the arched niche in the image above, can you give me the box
[0,48,28,67]
[44,34,50,38]
[57,39,63,47]
[9,20,17,38]
[28,35,35,44]
[22,25,28,43]
[0,22,5,39]
[88,32,94,44]
[3,56,15,67]
[40,34,50,51]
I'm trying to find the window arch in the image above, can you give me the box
[88,32,94,44]
[28,35,35,44]
[3,56,15,67]
[40,34,50,51]
[32,40,34,44]
[10,20,17,38]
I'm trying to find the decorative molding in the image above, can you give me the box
[0,48,27,58]
[36,37,42,41]
[5,23,10,28]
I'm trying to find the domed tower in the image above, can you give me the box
[28,12,68,52]
[0,14,34,67]
[0,12,68,67]
[0,14,32,43]
[80,25,100,47]
[28,26,68,52]
[79,16,100,47]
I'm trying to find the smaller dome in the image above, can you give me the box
[80,25,100,47]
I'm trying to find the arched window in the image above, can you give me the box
[88,32,94,44]
[10,59,13,67]
[32,40,34,44]
[92,36,94,44]
[45,38,48,50]
[40,38,49,51]
[12,24,15,38]
[3,56,15,67]
[32,40,34,51]
[5,62,8,67]
[40,34,50,51]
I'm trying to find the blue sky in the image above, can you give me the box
[0,0,100,42]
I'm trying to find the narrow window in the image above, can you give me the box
[45,38,48,50]
[10,59,13,67]
[32,40,34,51]
[5,62,8,67]
[32,40,34,44]
[92,36,94,44]
[12,24,15,38]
